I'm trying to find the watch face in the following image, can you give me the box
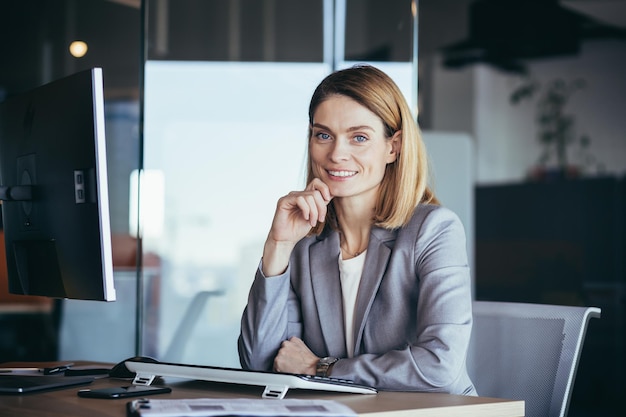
[320,357,338,365]
[316,357,338,377]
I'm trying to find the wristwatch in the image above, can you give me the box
[316,356,338,377]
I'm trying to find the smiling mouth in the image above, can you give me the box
[327,170,357,178]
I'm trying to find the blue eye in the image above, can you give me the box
[316,132,331,140]
[354,135,368,143]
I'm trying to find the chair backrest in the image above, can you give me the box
[467,301,600,417]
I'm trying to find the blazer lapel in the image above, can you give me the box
[309,230,347,356]
[351,227,396,355]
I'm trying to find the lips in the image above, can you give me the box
[327,170,357,178]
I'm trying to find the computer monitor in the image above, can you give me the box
[0,68,116,301]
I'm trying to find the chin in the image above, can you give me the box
[327,186,354,198]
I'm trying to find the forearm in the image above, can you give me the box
[238,266,301,370]
[261,238,295,277]
[330,327,471,393]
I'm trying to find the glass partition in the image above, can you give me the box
[142,0,417,367]
[0,0,143,363]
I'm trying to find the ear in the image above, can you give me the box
[386,130,402,163]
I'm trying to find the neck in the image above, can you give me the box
[334,195,375,227]
[338,221,371,260]
[341,245,367,259]
[334,194,375,260]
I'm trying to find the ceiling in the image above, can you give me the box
[103,0,626,28]
[435,0,626,73]
[3,0,626,95]
[106,0,140,8]
[561,0,626,28]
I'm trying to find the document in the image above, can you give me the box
[127,398,357,417]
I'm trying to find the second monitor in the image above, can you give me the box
[0,68,115,302]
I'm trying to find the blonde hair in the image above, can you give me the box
[307,64,438,234]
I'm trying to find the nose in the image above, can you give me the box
[328,138,350,162]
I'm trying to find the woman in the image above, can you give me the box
[238,65,476,395]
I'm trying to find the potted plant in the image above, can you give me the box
[510,78,599,180]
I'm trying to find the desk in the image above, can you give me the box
[0,362,524,417]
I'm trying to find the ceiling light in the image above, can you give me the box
[69,41,88,58]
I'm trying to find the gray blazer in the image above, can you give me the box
[238,204,477,395]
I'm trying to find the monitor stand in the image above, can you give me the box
[13,240,66,298]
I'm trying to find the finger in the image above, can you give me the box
[310,192,329,223]
[297,194,325,227]
[294,196,310,222]
[292,338,311,353]
[306,178,332,202]
[298,190,329,224]
[304,195,322,226]
[295,195,316,225]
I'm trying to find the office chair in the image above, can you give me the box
[467,301,600,417]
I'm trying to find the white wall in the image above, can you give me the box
[422,132,475,295]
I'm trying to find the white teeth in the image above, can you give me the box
[328,170,356,177]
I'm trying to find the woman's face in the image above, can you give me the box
[309,95,399,201]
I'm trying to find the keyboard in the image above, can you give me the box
[124,360,377,399]
[295,374,375,391]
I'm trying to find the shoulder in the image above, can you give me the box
[408,204,462,229]
[395,204,465,240]
[370,204,466,252]
[392,205,467,261]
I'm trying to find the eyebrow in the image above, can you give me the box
[312,123,376,133]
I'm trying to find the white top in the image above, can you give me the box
[338,250,367,357]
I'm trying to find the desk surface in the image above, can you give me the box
[0,362,524,417]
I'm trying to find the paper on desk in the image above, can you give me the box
[128,398,357,417]
[0,368,41,375]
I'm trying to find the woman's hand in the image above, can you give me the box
[261,178,332,276]
[273,336,319,375]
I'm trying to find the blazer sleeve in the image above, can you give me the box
[238,263,303,371]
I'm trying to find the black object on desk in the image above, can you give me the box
[43,362,74,375]
[65,367,112,377]
[77,385,171,399]
[0,375,94,394]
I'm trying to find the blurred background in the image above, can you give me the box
[0,1,624,416]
